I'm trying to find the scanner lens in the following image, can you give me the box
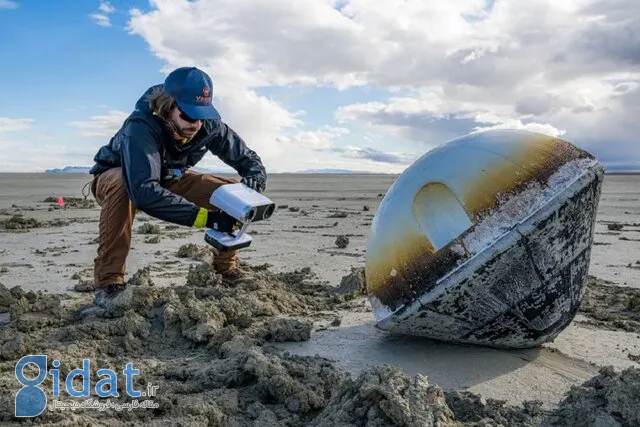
[263,204,275,220]
[245,208,257,222]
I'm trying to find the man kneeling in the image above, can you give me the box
[88,66,267,307]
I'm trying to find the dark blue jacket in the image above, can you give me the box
[89,84,267,227]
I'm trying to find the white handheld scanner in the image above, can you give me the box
[210,183,275,223]
[204,183,276,252]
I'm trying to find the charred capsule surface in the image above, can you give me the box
[365,129,604,348]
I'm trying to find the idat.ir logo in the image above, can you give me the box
[15,355,156,417]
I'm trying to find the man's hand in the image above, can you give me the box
[241,176,265,193]
[206,210,239,233]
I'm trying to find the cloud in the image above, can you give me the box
[335,97,567,151]
[277,126,349,150]
[335,96,485,145]
[123,0,640,172]
[0,118,84,173]
[68,110,128,138]
[0,0,17,9]
[471,113,566,138]
[0,122,106,173]
[0,117,34,133]
[331,146,415,165]
[90,1,115,27]
[90,13,111,27]
[0,118,34,171]
[0,140,100,173]
[99,1,114,14]
[274,125,414,166]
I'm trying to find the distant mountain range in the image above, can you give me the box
[605,170,640,175]
[294,168,382,174]
[45,166,92,174]
[602,164,640,174]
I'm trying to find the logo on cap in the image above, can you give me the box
[196,86,212,104]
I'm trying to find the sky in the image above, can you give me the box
[0,0,639,174]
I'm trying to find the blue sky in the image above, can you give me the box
[0,0,166,170]
[0,0,638,173]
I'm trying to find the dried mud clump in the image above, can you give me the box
[328,211,348,218]
[442,365,640,427]
[127,266,154,287]
[137,223,162,234]
[0,214,41,230]
[578,275,640,332]
[74,279,94,292]
[0,282,66,361]
[185,262,223,287]
[309,364,456,426]
[0,282,12,312]
[176,243,214,263]
[335,235,350,248]
[551,366,640,426]
[445,391,544,426]
[335,266,366,299]
[145,235,161,244]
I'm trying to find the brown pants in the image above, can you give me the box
[91,167,239,288]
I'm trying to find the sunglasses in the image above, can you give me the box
[177,108,201,124]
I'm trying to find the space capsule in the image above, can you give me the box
[365,129,604,348]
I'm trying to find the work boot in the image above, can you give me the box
[94,284,127,307]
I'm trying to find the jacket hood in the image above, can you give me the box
[134,84,163,115]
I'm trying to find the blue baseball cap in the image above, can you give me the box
[164,67,221,120]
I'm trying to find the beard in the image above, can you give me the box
[166,118,199,140]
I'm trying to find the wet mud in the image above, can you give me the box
[1,264,639,426]
[0,215,42,230]
[578,275,640,333]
